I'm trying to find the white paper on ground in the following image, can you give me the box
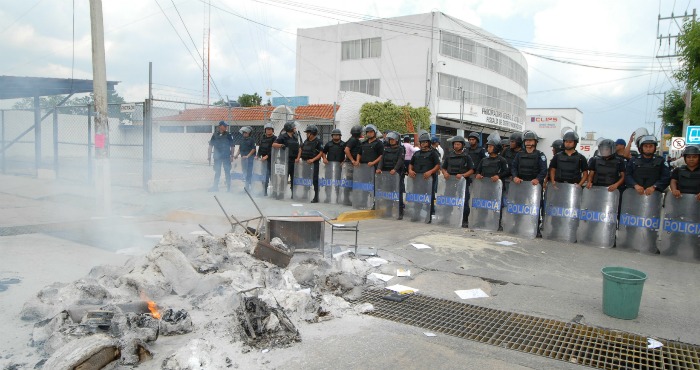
[386,284,419,293]
[291,204,304,207]
[647,338,663,349]
[365,257,388,267]
[423,332,437,337]
[189,231,209,235]
[455,288,489,299]
[332,250,352,259]
[495,241,517,246]
[396,268,411,277]
[144,234,164,239]
[368,273,393,282]
[411,243,432,249]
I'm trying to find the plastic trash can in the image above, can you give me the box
[601,266,647,320]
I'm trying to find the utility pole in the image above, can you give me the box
[657,9,696,139]
[89,0,111,214]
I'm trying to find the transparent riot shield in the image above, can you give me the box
[433,176,466,227]
[502,182,542,239]
[231,157,244,182]
[293,161,314,202]
[251,159,268,196]
[659,194,700,261]
[270,148,288,200]
[616,191,662,253]
[319,161,342,204]
[338,162,354,206]
[468,178,503,231]
[351,165,375,210]
[576,186,619,248]
[405,176,433,223]
[542,183,582,243]
[375,172,400,219]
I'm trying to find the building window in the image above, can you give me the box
[341,37,381,60]
[159,126,185,133]
[340,79,380,96]
[439,31,528,89]
[186,125,213,133]
[438,73,526,122]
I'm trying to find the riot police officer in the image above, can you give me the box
[409,132,441,222]
[207,121,234,192]
[476,138,510,181]
[625,135,671,195]
[298,125,324,203]
[466,132,486,168]
[512,131,547,186]
[549,131,588,187]
[586,139,625,192]
[377,132,406,219]
[323,128,346,164]
[344,125,363,165]
[257,123,277,196]
[670,145,700,201]
[235,126,256,191]
[501,132,522,170]
[272,121,301,198]
[358,124,384,167]
[440,135,475,227]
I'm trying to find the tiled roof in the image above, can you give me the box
[295,104,339,120]
[155,106,275,122]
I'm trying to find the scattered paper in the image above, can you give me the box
[189,231,209,235]
[386,284,419,293]
[332,250,352,259]
[423,332,437,337]
[411,243,432,249]
[647,338,663,349]
[368,273,393,282]
[454,288,489,300]
[291,203,304,207]
[365,257,388,267]
[495,241,517,246]
[143,234,163,239]
[334,224,345,227]
[396,268,411,277]
[261,348,270,353]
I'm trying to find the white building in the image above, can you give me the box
[296,12,528,139]
[525,108,597,159]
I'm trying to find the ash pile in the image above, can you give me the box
[16,231,380,369]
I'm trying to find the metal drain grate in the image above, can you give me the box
[361,289,700,370]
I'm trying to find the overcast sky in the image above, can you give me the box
[0,0,696,141]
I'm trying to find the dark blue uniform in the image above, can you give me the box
[239,136,256,189]
[257,133,277,195]
[275,132,301,196]
[209,131,234,190]
[511,150,547,183]
[625,155,671,191]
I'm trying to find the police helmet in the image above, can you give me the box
[386,131,400,142]
[350,125,363,136]
[304,125,319,135]
[364,124,378,133]
[486,138,502,154]
[418,132,432,143]
[509,132,523,147]
[500,138,510,148]
[448,135,466,147]
[264,123,274,130]
[683,145,700,156]
[468,132,480,141]
[331,128,342,136]
[638,135,658,147]
[597,139,615,158]
[562,131,579,144]
[551,139,563,152]
[523,130,539,142]
[218,120,228,127]
[283,121,295,132]
[239,126,252,134]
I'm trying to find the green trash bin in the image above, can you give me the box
[601,266,647,320]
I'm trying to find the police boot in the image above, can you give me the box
[311,194,319,203]
[397,208,404,220]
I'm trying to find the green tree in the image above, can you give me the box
[359,101,431,134]
[237,93,262,107]
[674,19,700,90]
[659,89,700,137]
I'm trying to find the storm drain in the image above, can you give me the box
[361,289,700,369]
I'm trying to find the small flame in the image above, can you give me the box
[148,301,161,319]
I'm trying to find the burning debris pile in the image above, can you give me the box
[15,231,379,369]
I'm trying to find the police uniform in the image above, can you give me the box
[625,155,671,191]
[467,145,486,169]
[209,130,234,190]
[274,132,301,196]
[549,151,588,184]
[379,144,406,211]
[587,156,625,187]
[476,155,510,179]
[442,149,475,223]
[257,133,277,195]
[671,165,700,194]
[239,136,256,189]
[359,138,384,165]
[511,150,547,183]
[323,140,346,162]
[345,137,362,162]
[300,137,323,201]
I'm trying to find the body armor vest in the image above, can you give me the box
[632,156,664,189]
[258,135,276,157]
[554,152,581,183]
[360,139,381,163]
[325,141,345,162]
[517,151,541,181]
[593,157,620,186]
[445,151,470,175]
[301,139,320,160]
[677,167,700,194]
[413,150,437,173]
[480,156,502,177]
[381,145,402,171]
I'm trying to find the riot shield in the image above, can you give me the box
[250,159,268,196]
[468,178,503,231]
[338,162,354,206]
[576,186,619,248]
[658,194,699,261]
[319,161,342,204]
[270,148,288,200]
[405,176,433,223]
[616,191,662,253]
[433,176,466,227]
[351,165,375,210]
[502,182,541,239]
[542,183,582,243]
[375,172,400,219]
[231,157,244,182]
[293,161,314,202]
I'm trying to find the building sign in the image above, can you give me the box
[478,107,523,131]
[531,116,559,129]
[671,137,686,150]
[686,126,700,145]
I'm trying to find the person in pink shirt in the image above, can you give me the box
[402,135,417,162]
